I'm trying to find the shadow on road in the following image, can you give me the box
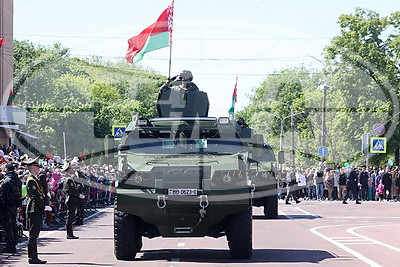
[44,263,114,266]
[253,214,321,220]
[0,252,23,266]
[0,254,113,267]
[138,248,335,263]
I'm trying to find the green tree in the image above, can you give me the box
[13,40,166,158]
[324,8,400,165]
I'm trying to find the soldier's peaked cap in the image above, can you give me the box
[22,157,40,166]
[61,162,78,172]
[61,162,70,172]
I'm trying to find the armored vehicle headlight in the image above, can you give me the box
[137,118,149,126]
[218,117,230,124]
[221,172,234,185]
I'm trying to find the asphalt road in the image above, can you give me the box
[1,200,399,266]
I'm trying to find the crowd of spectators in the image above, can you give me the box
[277,162,400,202]
[0,149,117,231]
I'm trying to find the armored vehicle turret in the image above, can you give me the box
[156,70,209,117]
[114,71,277,261]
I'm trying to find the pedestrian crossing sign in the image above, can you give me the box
[112,125,126,140]
[370,137,386,153]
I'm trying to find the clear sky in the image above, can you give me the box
[13,0,400,117]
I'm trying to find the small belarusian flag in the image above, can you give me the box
[7,89,14,106]
[228,77,238,119]
[125,1,174,64]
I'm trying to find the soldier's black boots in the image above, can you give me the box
[28,258,47,264]
[66,225,79,239]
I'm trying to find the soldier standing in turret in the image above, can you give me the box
[24,157,47,264]
[61,162,80,239]
[0,163,22,254]
[171,70,199,91]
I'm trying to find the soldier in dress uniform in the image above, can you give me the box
[23,157,47,264]
[0,163,21,253]
[74,169,87,226]
[61,162,80,239]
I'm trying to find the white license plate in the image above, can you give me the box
[168,189,198,196]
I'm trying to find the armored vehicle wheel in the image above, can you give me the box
[263,195,278,219]
[114,209,141,260]
[226,208,253,259]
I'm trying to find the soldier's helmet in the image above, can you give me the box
[179,70,193,81]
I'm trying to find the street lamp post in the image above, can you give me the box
[265,108,304,170]
[322,85,327,162]
[290,105,295,169]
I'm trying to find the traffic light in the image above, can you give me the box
[278,150,284,164]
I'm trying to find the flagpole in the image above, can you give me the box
[233,76,237,120]
[168,42,172,79]
[168,0,174,79]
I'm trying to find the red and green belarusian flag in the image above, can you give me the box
[228,77,238,118]
[125,1,174,64]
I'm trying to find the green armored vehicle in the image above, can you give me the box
[114,71,277,260]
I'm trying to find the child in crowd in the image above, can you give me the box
[376,180,384,201]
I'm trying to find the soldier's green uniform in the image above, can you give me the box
[62,163,80,239]
[24,157,47,264]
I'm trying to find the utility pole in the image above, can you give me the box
[322,86,327,162]
[279,119,284,171]
[63,131,67,160]
[290,105,295,169]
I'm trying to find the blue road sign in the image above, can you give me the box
[370,137,386,153]
[112,125,126,140]
[318,146,329,157]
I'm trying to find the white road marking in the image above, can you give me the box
[331,239,362,240]
[341,243,376,245]
[339,240,375,243]
[294,207,319,217]
[309,225,382,267]
[347,224,400,253]
[278,210,292,219]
